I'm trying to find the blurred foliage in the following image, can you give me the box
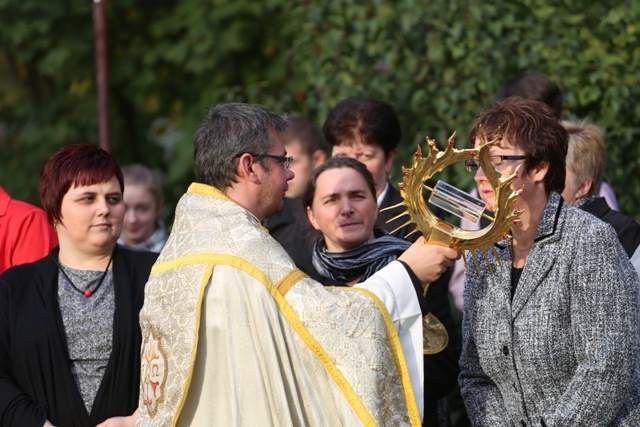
[2,2,637,424]
[1,0,639,226]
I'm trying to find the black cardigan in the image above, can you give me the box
[0,246,157,427]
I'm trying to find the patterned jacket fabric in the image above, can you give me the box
[459,192,640,426]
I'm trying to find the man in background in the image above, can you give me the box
[263,117,326,280]
[494,72,564,116]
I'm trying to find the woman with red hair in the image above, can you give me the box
[0,144,157,427]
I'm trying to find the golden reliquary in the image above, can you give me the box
[384,132,523,354]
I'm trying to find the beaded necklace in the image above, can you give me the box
[53,251,114,298]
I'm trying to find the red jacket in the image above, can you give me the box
[0,186,58,274]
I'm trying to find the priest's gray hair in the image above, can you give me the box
[194,103,288,189]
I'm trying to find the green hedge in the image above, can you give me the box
[1,0,639,222]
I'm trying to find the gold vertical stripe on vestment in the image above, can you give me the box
[349,287,422,426]
[170,262,214,427]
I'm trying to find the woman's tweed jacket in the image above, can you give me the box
[459,192,640,426]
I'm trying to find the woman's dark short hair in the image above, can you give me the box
[302,156,376,210]
[469,97,568,194]
[323,97,401,156]
[39,144,124,225]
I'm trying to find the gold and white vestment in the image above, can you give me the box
[137,183,424,426]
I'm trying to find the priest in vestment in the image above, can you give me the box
[136,103,459,427]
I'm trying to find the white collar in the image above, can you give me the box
[377,182,390,207]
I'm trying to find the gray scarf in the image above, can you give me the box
[312,227,411,283]
[117,220,168,253]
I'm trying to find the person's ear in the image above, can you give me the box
[237,153,261,183]
[306,206,321,231]
[532,161,549,184]
[311,149,327,169]
[574,179,593,200]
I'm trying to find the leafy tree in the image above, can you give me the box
[0,0,291,216]
[2,1,639,425]
[1,0,639,226]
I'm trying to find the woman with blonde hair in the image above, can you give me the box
[118,164,168,253]
[562,119,640,274]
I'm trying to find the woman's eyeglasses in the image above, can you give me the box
[464,155,526,173]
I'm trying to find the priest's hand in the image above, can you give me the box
[398,237,460,285]
[43,421,57,427]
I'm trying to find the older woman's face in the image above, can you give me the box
[57,176,124,254]
[306,167,377,252]
[331,138,395,198]
[473,136,526,212]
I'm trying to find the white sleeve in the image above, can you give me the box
[355,260,424,420]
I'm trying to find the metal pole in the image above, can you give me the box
[93,0,110,152]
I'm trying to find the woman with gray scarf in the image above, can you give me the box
[303,156,460,427]
[459,97,640,426]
